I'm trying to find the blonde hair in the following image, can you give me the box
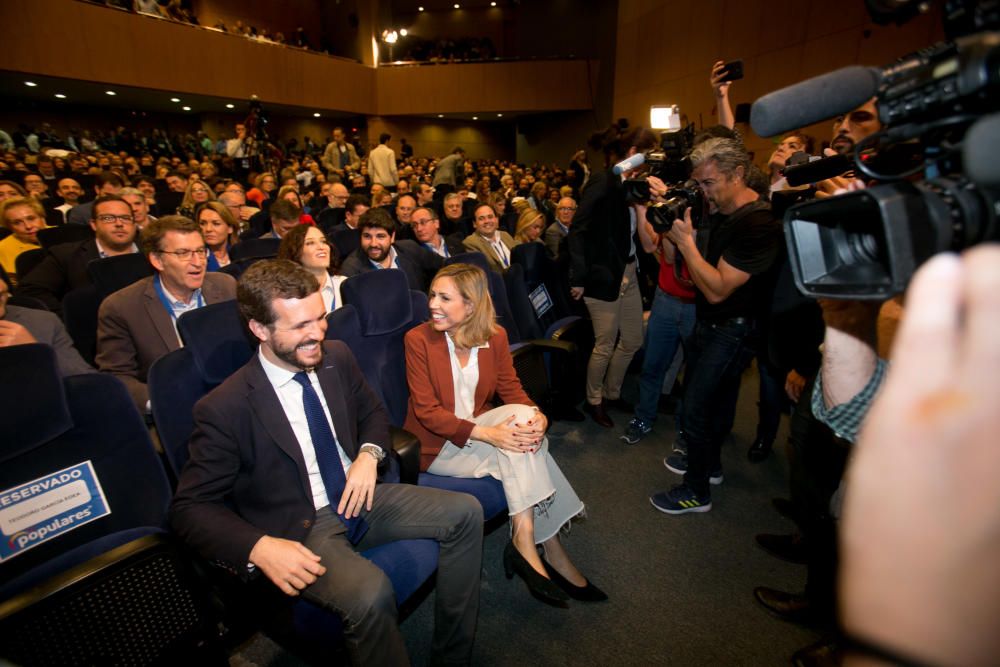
[431,263,497,348]
[514,209,545,243]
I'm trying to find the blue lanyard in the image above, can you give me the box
[153,274,203,321]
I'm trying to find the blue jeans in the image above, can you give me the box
[680,318,757,496]
[635,289,696,425]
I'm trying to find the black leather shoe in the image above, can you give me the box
[747,437,773,463]
[542,559,608,602]
[753,586,813,624]
[792,637,842,667]
[583,401,614,428]
[605,397,633,413]
[772,497,799,523]
[503,542,569,607]
[755,533,808,564]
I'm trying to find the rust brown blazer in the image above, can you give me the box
[95,273,237,411]
[403,322,533,471]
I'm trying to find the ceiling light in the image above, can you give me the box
[438,114,444,118]
[54,93,66,99]
[400,28,408,36]
[454,3,460,8]
[472,116,478,120]
[182,106,191,111]
[491,1,497,5]
[418,5,424,10]
[225,103,235,109]
[105,90,117,96]
[170,97,180,103]
[24,81,37,87]
[497,113,503,117]
[313,112,321,117]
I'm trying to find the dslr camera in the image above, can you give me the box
[751,0,1000,299]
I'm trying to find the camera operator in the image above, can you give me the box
[649,137,782,514]
[568,120,659,428]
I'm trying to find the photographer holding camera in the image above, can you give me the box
[648,137,782,514]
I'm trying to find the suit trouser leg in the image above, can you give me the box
[357,483,484,666]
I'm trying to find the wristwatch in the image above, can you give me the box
[359,444,385,464]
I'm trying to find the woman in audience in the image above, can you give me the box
[0,197,48,285]
[276,185,316,225]
[0,181,27,204]
[513,208,545,245]
[197,201,238,271]
[462,203,518,274]
[277,223,345,312]
[178,179,214,218]
[404,263,606,607]
[246,172,277,207]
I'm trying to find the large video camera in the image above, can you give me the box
[750,0,1000,299]
[621,123,706,233]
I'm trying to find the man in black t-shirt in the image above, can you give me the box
[650,137,782,514]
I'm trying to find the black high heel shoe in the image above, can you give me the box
[541,559,609,602]
[503,541,569,607]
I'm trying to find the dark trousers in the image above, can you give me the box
[756,352,788,445]
[786,377,848,614]
[303,483,483,666]
[680,318,756,496]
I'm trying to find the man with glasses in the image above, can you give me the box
[545,196,577,259]
[411,207,463,259]
[96,215,236,413]
[19,196,140,312]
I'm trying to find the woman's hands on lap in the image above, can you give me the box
[472,412,548,453]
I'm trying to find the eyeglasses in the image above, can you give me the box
[157,247,209,261]
[96,214,135,224]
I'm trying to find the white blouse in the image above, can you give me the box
[445,333,489,420]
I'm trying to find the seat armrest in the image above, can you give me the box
[389,427,421,485]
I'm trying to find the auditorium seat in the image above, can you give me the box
[229,237,281,263]
[0,344,225,665]
[87,252,154,300]
[37,224,94,249]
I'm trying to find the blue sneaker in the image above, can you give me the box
[620,418,653,445]
[650,485,712,514]
[663,453,724,485]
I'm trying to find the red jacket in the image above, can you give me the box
[404,322,533,471]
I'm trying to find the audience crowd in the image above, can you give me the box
[3,55,995,667]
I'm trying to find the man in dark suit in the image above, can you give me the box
[0,275,93,376]
[340,208,442,292]
[412,206,464,259]
[96,215,237,412]
[18,195,139,312]
[170,260,482,666]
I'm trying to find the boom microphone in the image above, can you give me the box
[750,66,882,137]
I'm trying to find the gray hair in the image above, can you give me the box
[690,137,751,184]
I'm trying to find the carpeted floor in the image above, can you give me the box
[233,367,823,666]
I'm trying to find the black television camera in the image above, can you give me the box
[751,0,1000,299]
[622,124,706,232]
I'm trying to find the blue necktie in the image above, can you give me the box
[292,371,369,544]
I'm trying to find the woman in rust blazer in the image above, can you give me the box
[404,263,606,607]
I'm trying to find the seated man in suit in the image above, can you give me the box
[462,203,519,274]
[545,196,576,260]
[412,206,464,259]
[0,275,93,376]
[19,195,140,312]
[340,208,442,292]
[327,193,368,258]
[96,215,237,413]
[170,260,482,665]
[261,199,301,240]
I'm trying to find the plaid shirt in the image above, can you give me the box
[811,359,888,444]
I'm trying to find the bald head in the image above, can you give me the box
[329,182,349,208]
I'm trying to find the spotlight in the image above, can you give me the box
[491,1,497,5]
[55,94,67,99]
[105,90,117,96]
[454,3,460,8]
[182,106,191,111]
[400,28,408,36]
[225,103,235,109]
[472,116,478,120]
[170,97,180,103]
[24,81,37,87]
[313,112,321,117]
[438,114,444,118]
[418,6,424,10]
[497,113,503,117]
